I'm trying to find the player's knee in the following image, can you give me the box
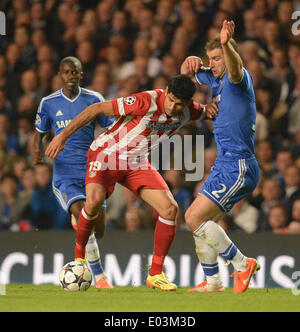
[85,192,105,215]
[159,202,178,220]
[185,208,206,230]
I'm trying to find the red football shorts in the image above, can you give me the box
[85,149,169,198]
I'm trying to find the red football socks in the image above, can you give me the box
[75,208,99,259]
[150,216,176,276]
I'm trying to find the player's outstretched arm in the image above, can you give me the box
[220,20,243,83]
[45,100,113,159]
[180,56,203,81]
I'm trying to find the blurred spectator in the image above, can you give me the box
[31,163,69,230]
[161,54,178,78]
[14,25,36,69]
[0,174,30,231]
[0,113,19,154]
[31,29,48,51]
[0,89,16,122]
[241,9,257,41]
[180,11,204,55]
[287,77,300,139]
[17,114,35,155]
[30,1,47,31]
[268,203,289,234]
[104,45,124,81]
[12,156,29,192]
[119,38,162,80]
[255,111,269,144]
[230,198,259,233]
[257,178,283,231]
[0,56,8,91]
[274,149,294,190]
[288,199,300,234]
[37,61,55,97]
[89,71,118,100]
[152,74,168,90]
[265,47,291,86]
[76,40,96,86]
[155,0,178,35]
[283,165,300,221]
[136,8,154,39]
[256,140,277,177]
[149,25,169,59]
[20,69,43,104]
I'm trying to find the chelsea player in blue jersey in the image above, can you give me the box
[33,57,114,288]
[181,21,261,293]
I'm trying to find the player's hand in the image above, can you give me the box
[220,20,235,45]
[205,100,219,120]
[45,134,66,159]
[181,56,203,76]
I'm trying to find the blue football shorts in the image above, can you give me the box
[199,156,260,213]
[52,177,107,213]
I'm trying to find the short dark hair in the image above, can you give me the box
[59,56,82,71]
[205,34,238,52]
[167,75,196,103]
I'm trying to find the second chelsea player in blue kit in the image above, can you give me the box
[181,21,260,293]
[33,57,114,288]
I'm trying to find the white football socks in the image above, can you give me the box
[193,234,221,285]
[194,220,247,272]
[86,233,105,282]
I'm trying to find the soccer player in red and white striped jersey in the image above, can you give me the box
[46,75,218,291]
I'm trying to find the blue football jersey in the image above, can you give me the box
[35,87,114,181]
[195,67,256,160]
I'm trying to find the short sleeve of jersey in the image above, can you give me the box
[35,99,51,133]
[228,67,252,92]
[112,92,152,117]
[195,67,214,86]
[189,102,205,121]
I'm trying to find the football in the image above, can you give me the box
[59,261,92,291]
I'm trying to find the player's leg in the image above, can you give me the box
[185,158,260,293]
[185,194,245,291]
[70,200,113,288]
[123,165,178,290]
[75,183,107,261]
[188,233,224,293]
[139,188,178,291]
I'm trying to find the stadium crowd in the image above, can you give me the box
[0,0,299,234]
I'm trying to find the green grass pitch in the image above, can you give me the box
[0,284,299,312]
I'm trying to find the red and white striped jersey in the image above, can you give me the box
[90,89,205,161]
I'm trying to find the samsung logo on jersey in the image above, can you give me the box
[147,122,181,131]
[56,120,72,128]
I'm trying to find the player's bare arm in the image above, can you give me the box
[32,131,52,164]
[45,100,114,159]
[180,56,203,81]
[220,20,243,82]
